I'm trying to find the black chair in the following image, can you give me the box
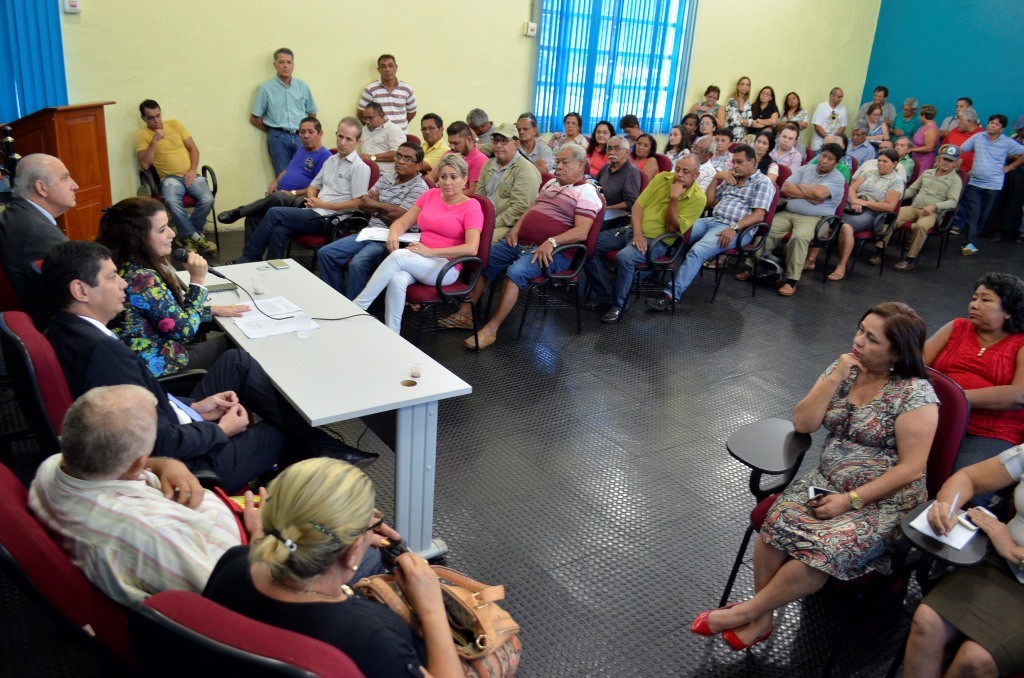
[139,165,221,249]
[600,230,692,313]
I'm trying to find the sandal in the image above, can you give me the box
[827,269,845,282]
[437,312,474,329]
[803,259,816,271]
[702,260,719,270]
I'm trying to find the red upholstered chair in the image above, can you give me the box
[805,188,849,283]
[845,188,904,278]
[907,158,921,185]
[540,172,556,187]
[405,134,420,146]
[719,369,968,676]
[406,195,495,349]
[0,311,71,457]
[285,161,381,271]
[0,263,25,312]
[130,590,363,677]
[139,165,221,249]
[708,185,781,302]
[804,147,815,165]
[639,170,651,192]
[894,175,967,269]
[774,163,792,191]
[485,199,605,341]
[653,153,672,173]
[848,156,859,174]
[600,230,693,313]
[0,461,133,663]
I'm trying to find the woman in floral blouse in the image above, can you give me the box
[96,197,247,376]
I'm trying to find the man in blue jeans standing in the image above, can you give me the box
[249,48,318,175]
[584,155,705,323]
[135,100,217,255]
[648,145,774,310]
[957,114,1024,255]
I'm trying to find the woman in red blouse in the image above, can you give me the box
[925,273,1024,470]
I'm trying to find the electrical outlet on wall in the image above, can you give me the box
[524,21,537,37]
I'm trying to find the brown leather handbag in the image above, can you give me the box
[355,566,521,677]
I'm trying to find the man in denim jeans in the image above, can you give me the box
[135,100,217,255]
[250,48,318,175]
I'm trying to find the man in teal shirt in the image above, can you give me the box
[250,48,318,175]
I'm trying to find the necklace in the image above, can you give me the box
[271,577,353,601]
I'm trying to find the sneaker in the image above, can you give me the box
[181,238,200,254]
[191,233,218,256]
[645,296,672,312]
[949,227,961,236]
[961,243,978,256]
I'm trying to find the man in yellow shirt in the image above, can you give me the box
[418,113,449,176]
[584,155,707,322]
[135,100,216,255]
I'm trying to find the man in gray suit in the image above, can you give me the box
[0,153,77,323]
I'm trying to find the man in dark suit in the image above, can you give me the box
[41,240,375,490]
[0,153,76,323]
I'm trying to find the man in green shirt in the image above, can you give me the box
[584,155,706,322]
[889,144,964,271]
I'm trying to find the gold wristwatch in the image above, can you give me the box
[848,489,864,510]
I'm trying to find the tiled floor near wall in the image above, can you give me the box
[2,225,1021,676]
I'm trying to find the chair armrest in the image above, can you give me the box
[158,369,207,397]
[139,168,158,196]
[435,256,482,302]
[646,231,688,266]
[872,211,897,240]
[193,469,223,490]
[739,222,770,253]
[330,211,369,240]
[201,166,218,196]
[934,209,955,234]
[812,215,841,244]
[545,243,587,281]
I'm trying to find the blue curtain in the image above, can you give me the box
[0,0,69,124]
[534,0,692,134]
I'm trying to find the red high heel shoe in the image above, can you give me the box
[722,624,774,651]
[690,603,739,637]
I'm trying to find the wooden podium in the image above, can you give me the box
[6,101,115,241]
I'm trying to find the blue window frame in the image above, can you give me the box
[533,0,694,135]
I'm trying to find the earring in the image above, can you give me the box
[351,565,359,572]
[889,362,895,373]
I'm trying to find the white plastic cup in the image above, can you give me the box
[410,362,422,378]
[251,273,266,295]
[294,312,312,339]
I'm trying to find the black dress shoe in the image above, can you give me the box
[646,296,671,312]
[601,307,623,323]
[580,299,611,312]
[311,435,380,468]
[218,208,242,224]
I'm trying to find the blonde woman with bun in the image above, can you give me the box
[204,458,462,677]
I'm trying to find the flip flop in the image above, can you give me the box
[438,313,474,329]
[803,260,816,271]
[464,333,496,350]
[827,270,845,282]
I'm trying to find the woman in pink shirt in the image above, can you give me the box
[353,154,482,333]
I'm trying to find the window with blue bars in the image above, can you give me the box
[533,0,693,135]
[0,0,68,124]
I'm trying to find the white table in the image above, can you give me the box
[201,260,471,558]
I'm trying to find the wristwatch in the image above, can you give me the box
[547,237,558,249]
[848,489,864,510]
[289,190,296,196]
[370,155,377,162]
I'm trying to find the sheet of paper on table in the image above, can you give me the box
[232,297,319,339]
[355,226,421,243]
[909,501,980,550]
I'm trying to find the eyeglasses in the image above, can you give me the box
[491,137,513,146]
[395,153,419,163]
[366,508,384,533]
[420,126,439,133]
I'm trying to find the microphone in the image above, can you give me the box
[173,248,228,279]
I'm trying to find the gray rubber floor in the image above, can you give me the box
[2,224,1021,676]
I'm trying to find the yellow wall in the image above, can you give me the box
[60,0,536,212]
[60,0,879,213]
[682,0,882,145]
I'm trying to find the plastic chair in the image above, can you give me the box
[0,461,133,662]
[130,590,363,677]
[406,195,495,349]
[0,311,72,457]
[139,165,221,249]
[285,161,380,271]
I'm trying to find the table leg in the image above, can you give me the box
[395,400,448,559]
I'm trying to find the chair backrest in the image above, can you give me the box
[0,311,71,455]
[849,156,859,174]
[654,153,672,173]
[539,172,556,188]
[405,134,420,146]
[775,163,792,191]
[0,261,26,312]
[467,194,496,270]
[0,462,132,660]
[365,160,380,191]
[131,590,363,677]
[639,169,651,192]
[804,147,815,165]
[908,158,921,185]
[762,182,782,226]
[423,177,437,189]
[584,198,607,257]
[925,367,970,498]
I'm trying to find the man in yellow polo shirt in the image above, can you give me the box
[584,154,706,323]
[135,99,216,255]
[418,113,449,176]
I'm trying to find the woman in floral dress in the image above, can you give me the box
[97,197,248,376]
[691,302,938,651]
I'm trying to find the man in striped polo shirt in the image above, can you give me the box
[356,54,417,132]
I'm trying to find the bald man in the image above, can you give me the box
[0,153,77,323]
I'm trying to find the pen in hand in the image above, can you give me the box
[947,490,960,521]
